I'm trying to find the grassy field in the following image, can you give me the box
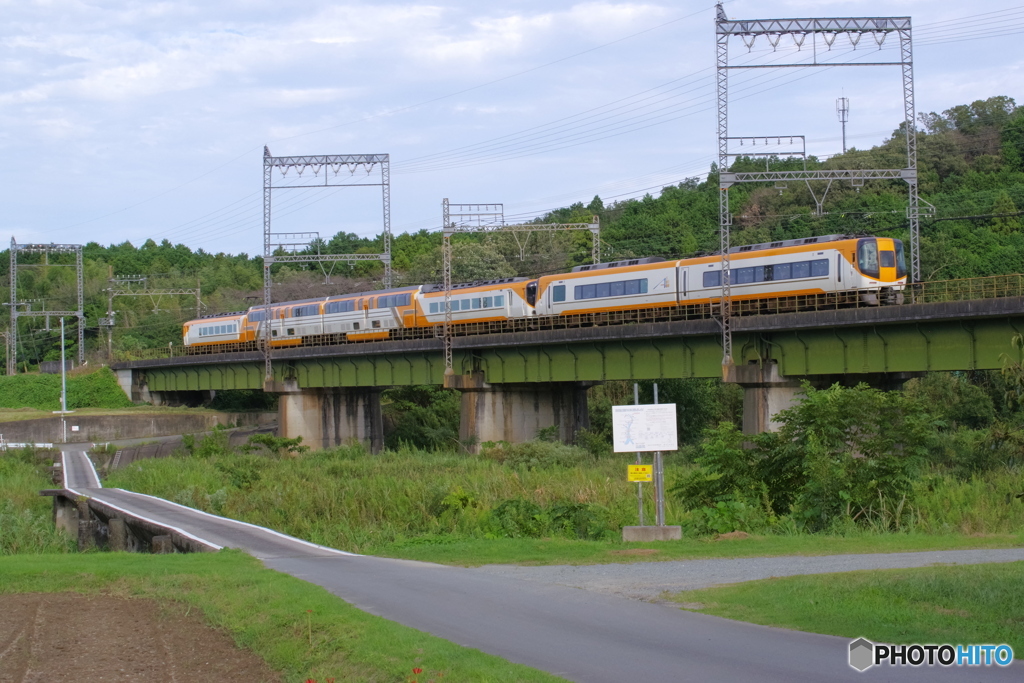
[377,532,1024,566]
[0,551,563,683]
[103,442,1024,565]
[670,562,1024,656]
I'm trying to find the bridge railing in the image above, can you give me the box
[111,273,1024,362]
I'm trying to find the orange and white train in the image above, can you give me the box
[182,235,907,350]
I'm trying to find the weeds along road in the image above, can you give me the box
[62,449,1023,683]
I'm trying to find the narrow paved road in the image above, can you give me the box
[61,449,1023,682]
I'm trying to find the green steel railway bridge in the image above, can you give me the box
[112,275,1024,452]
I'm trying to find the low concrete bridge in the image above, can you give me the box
[112,289,1024,451]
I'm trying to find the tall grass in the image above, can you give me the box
[105,435,1024,555]
[0,449,75,555]
[914,467,1024,534]
[107,443,688,552]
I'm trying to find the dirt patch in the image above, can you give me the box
[933,606,972,618]
[608,549,661,557]
[0,593,281,683]
[715,531,751,541]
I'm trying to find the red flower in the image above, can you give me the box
[412,668,423,674]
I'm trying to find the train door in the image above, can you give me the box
[676,266,688,303]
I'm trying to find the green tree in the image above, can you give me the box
[992,190,1021,234]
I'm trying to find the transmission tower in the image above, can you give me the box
[441,199,600,373]
[261,147,392,382]
[714,3,933,370]
[837,97,850,153]
[7,239,85,374]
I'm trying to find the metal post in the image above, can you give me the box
[442,199,453,373]
[60,317,67,444]
[836,97,849,154]
[634,382,643,527]
[381,156,392,288]
[263,146,274,383]
[8,238,16,376]
[716,3,733,370]
[653,383,665,527]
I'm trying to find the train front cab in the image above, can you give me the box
[855,237,907,305]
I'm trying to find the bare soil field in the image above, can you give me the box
[0,592,282,683]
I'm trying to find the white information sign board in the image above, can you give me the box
[612,404,678,453]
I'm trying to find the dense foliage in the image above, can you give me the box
[0,367,132,411]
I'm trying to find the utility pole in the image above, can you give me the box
[837,97,850,154]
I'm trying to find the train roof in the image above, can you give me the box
[325,285,420,300]
[571,257,665,273]
[422,277,527,293]
[727,234,857,254]
[194,311,247,320]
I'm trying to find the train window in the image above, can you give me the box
[880,251,895,268]
[287,328,295,335]
[793,261,810,279]
[372,320,381,328]
[553,286,565,302]
[353,322,360,330]
[272,330,278,337]
[736,268,755,284]
[429,302,439,314]
[894,241,907,278]
[774,263,791,280]
[526,281,538,306]
[325,300,354,314]
[811,259,829,277]
[462,300,471,311]
[495,295,504,307]
[703,271,721,288]
[249,310,266,322]
[858,239,880,278]
[472,298,482,309]
[575,278,649,300]
[483,297,493,307]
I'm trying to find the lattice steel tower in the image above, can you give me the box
[715,3,931,369]
[261,147,392,382]
[8,240,85,375]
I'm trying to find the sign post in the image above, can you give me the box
[613,384,681,541]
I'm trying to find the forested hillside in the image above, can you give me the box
[3,95,1022,366]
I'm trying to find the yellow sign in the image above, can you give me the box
[628,464,653,482]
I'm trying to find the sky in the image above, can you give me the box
[3,0,1023,258]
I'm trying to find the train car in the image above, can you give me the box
[321,286,421,341]
[684,235,906,306]
[182,311,248,348]
[182,234,907,351]
[533,235,906,316]
[418,278,532,325]
[533,258,675,316]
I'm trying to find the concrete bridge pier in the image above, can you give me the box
[725,362,805,435]
[271,379,384,454]
[445,372,592,453]
[725,362,924,435]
